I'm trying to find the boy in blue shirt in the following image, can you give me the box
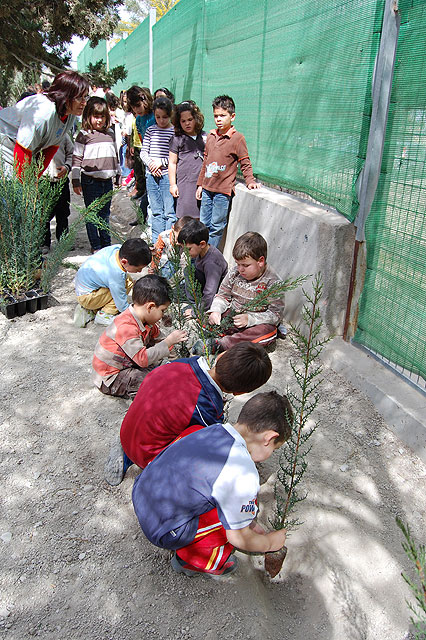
[74,238,151,327]
[132,391,292,578]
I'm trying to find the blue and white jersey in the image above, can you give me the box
[132,422,259,550]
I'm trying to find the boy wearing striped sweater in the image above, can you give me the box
[92,274,187,398]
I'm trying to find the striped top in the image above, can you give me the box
[92,305,171,388]
[72,128,120,187]
[140,124,174,176]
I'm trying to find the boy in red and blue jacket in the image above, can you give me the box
[104,342,272,485]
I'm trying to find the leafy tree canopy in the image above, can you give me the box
[85,60,127,88]
[0,0,124,73]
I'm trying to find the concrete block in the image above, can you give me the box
[322,338,426,463]
[223,184,356,335]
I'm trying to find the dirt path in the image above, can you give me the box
[0,192,424,640]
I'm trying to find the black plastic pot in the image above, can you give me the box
[0,288,50,319]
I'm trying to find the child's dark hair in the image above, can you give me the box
[174,216,193,233]
[119,90,128,111]
[105,92,120,111]
[172,101,204,136]
[237,391,293,444]
[132,274,171,306]
[81,97,110,132]
[233,231,267,262]
[127,86,153,113]
[177,219,209,245]
[119,238,151,267]
[215,343,272,393]
[212,95,235,115]
[154,87,175,103]
[153,96,173,117]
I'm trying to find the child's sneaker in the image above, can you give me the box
[73,304,95,328]
[191,338,220,356]
[94,310,116,326]
[171,553,238,579]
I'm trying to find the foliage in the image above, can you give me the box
[85,60,127,89]
[0,68,36,108]
[0,159,60,296]
[396,517,426,640]
[0,0,123,74]
[270,274,330,531]
[40,190,122,293]
[166,242,191,357]
[149,0,181,18]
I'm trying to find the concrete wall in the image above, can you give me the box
[222,184,356,335]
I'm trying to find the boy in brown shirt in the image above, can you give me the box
[196,95,259,248]
[192,232,284,354]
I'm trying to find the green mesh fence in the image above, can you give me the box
[76,0,426,384]
[76,40,107,74]
[354,0,426,383]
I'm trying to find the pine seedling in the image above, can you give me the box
[0,158,60,296]
[265,273,330,578]
[40,189,122,292]
[396,517,426,639]
[167,242,190,357]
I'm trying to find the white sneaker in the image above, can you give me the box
[73,304,95,328]
[94,310,116,326]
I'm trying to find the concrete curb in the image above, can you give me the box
[321,337,426,463]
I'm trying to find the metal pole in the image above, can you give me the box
[343,0,400,340]
[149,8,156,92]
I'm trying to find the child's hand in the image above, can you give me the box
[130,147,135,156]
[56,165,67,179]
[247,182,260,190]
[233,313,248,328]
[265,529,287,552]
[73,186,82,196]
[183,308,194,319]
[209,312,221,325]
[149,160,162,175]
[170,184,179,198]
[196,186,203,200]
[165,329,188,347]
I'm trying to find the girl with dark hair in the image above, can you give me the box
[72,97,120,253]
[154,87,175,103]
[0,70,89,177]
[169,101,206,218]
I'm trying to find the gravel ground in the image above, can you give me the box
[0,191,424,640]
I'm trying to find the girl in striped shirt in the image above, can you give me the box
[141,96,176,244]
[72,97,120,252]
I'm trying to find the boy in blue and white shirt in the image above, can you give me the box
[132,391,293,578]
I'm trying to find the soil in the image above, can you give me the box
[0,192,424,640]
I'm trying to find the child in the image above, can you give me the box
[42,133,74,253]
[105,342,272,485]
[92,274,188,398]
[132,391,292,578]
[116,91,133,180]
[140,96,176,244]
[169,101,206,219]
[177,219,228,313]
[149,215,193,278]
[74,238,151,327]
[126,86,154,201]
[196,95,260,248]
[154,87,175,103]
[197,231,284,352]
[72,97,120,253]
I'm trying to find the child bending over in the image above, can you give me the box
[92,274,187,398]
[149,215,193,279]
[196,95,259,248]
[178,219,228,315]
[194,231,284,353]
[74,238,151,327]
[132,391,293,578]
[105,342,272,485]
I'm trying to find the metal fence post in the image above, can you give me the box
[343,0,400,340]
[149,7,156,93]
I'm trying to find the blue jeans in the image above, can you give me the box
[81,174,112,251]
[119,143,131,178]
[200,189,231,248]
[146,173,176,244]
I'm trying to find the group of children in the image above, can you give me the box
[69,86,294,580]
